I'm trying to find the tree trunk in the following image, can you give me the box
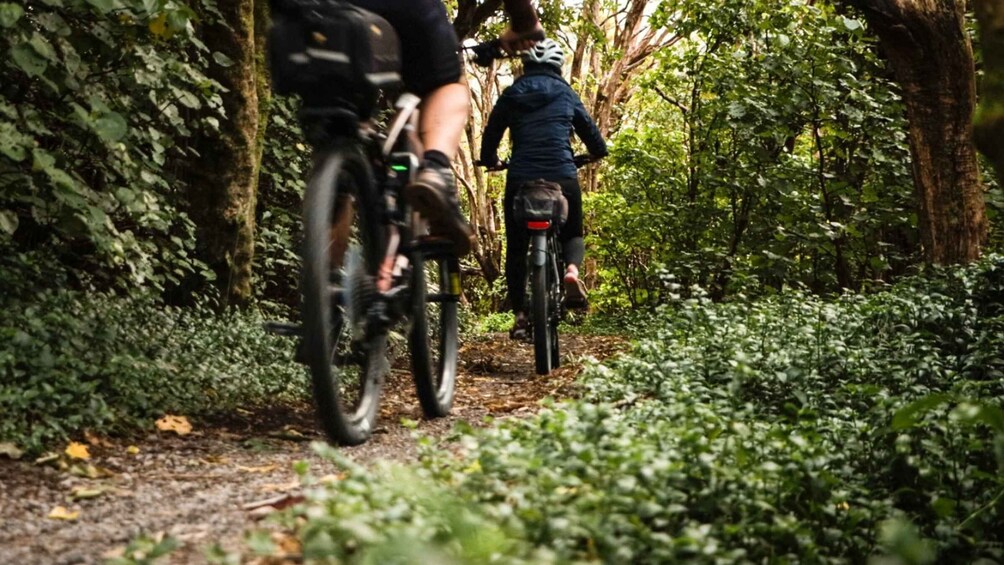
[186,0,263,308]
[974,0,1004,181]
[849,0,986,264]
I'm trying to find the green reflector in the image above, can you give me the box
[391,165,409,172]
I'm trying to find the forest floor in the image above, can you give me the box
[0,332,625,565]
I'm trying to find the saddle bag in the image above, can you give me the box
[268,0,402,115]
[513,179,568,226]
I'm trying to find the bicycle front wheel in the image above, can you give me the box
[409,246,460,417]
[301,147,387,446]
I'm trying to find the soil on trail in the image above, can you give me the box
[0,333,624,565]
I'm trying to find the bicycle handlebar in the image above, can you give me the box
[475,154,601,171]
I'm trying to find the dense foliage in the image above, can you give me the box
[0,288,305,453]
[0,0,226,293]
[588,1,919,309]
[247,258,1004,563]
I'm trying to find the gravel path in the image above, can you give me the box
[0,333,624,564]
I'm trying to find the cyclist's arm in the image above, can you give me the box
[503,0,538,32]
[571,94,608,158]
[500,0,543,53]
[480,95,513,164]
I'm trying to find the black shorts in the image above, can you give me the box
[349,0,462,96]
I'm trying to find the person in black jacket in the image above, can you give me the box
[343,0,543,257]
[480,39,608,339]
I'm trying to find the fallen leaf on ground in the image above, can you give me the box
[260,480,300,493]
[84,431,112,447]
[243,494,305,513]
[70,463,114,479]
[126,445,140,455]
[65,442,91,460]
[0,442,23,460]
[238,464,278,474]
[156,415,193,436]
[71,486,107,500]
[48,506,80,521]
[35,452,59,465]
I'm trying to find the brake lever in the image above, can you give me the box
[466,39,506,68]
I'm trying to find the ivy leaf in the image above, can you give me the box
[29,32,58,62]
[0,2,24,28]
[93,111,128,142]
[10,44,48,77]
[842,17,862,32]
[85,0,115,14]
[212,51,234,67]
[0,211,19,235]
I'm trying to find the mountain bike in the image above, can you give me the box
[265,1,478,445]
[478,155,597,375]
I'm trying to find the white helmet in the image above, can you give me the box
[522,38,565,70]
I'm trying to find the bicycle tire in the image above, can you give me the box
[531,255,552,375]
[409,250,460,417]
[301,147,387,446]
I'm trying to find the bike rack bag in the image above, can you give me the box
[513,179,568,226]
[268,0,402,117]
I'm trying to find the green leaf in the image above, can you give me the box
[892,394,952,430]
[212,51,234,67]
[29,32,58,62]
[842,17,862,32]
[93,111,128,142]
[85,0,115,14]
[0,210,18,235]
[10,44,48,77]
[0,2,24,27]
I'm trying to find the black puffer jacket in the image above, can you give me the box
[480,64,607,181]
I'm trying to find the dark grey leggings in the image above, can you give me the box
[504,177,584,314]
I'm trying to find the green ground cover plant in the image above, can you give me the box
[248,258,1004,564]
[0,290,306,454]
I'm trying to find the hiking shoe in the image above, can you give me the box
[509,313,530,341]
[404,164,475,257]
[563,272,588,310]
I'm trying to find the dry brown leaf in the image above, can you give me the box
[65,442,91,460]
[238,464,278,474]
[83,431,112,447]
[260,480,301,493]
[47,506,80,521]
[155,414,193,435]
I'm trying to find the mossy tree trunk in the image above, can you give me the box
[848,0,987,264]
[974,0,1004,181]
[186,0,264,308]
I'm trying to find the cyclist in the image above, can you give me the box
[479,39,608,340]
[345,0,543,257]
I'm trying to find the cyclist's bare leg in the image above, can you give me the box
[419,83,471,160]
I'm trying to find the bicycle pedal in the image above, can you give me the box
[264,321,303,337]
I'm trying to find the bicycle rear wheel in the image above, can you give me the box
[409,243,460,417]
[531,250,553,375]
[302,147,387,446]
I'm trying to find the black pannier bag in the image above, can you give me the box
[268,0,402,117]
[513,179,568,226]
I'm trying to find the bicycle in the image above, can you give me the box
[477,155,597,375]
[265,1,489,445]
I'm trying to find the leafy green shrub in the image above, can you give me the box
[1,0,223,292]
[473,311,515,334]
[0,290,306,453]
[255,258,1004,563]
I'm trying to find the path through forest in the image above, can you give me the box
[0,333,624,564]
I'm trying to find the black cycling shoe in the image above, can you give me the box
[405,164,475,257]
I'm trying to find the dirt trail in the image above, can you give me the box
[0,333,624,565]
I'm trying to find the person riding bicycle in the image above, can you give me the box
[479,39,608,340]
[344,0,543,258]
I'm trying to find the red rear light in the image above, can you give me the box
[527,220,551,230]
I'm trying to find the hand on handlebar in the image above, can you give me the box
[500,22,545,54]
[574,154,601,168]
[475,159,507,171]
